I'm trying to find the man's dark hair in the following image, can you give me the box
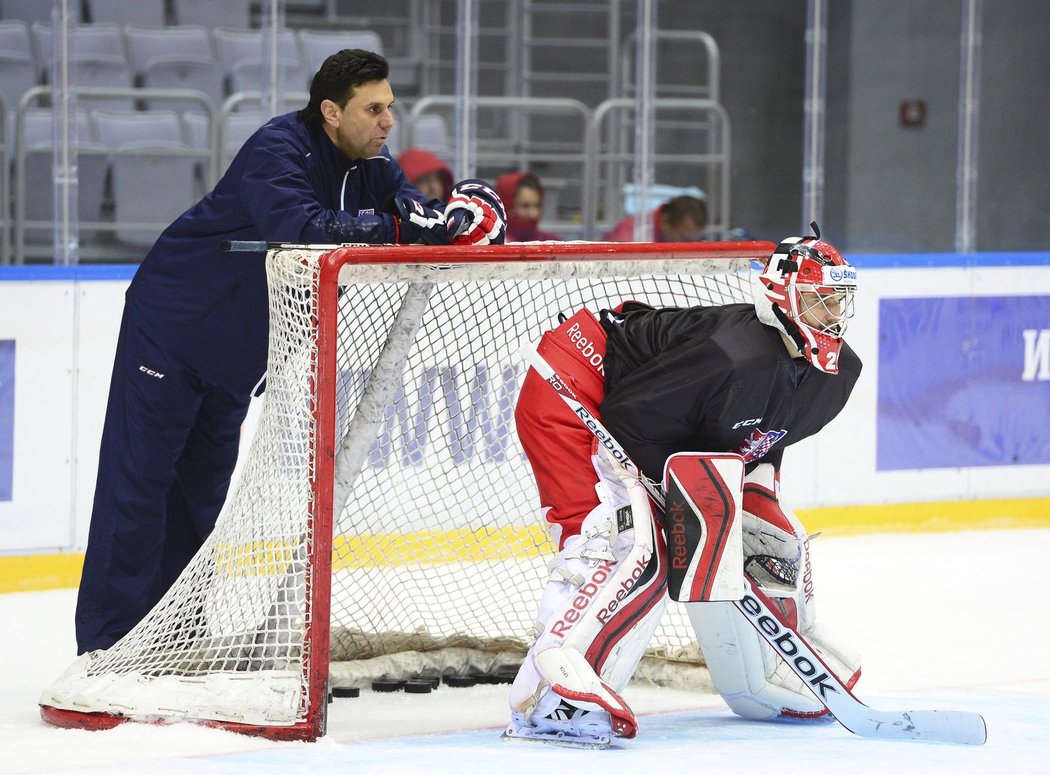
[662,195,708,228]
[299,49,390,128]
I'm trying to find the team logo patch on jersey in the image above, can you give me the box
[357,208,375,216]
[734,428,787,462]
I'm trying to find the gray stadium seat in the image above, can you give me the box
[19,109,107,243]
[297,30,383,89]
[92,109,198,247]
[219,112,267,168]
[213,27,305,99]
[0,0,78,24]
[93,109,183,149]
[87,0,166,27]
[176,0,251,30]
[32,24,135,112]
[409,114,450,157]
[0,21,36,143]
[125,25,224,113]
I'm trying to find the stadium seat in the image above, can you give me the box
[31,24,135,112]
[92,109,198,247]
[19,109,107,243]
[297,30,383,89]
[213,27,305,99]
[176,0,251,30]
[0,0,78,24]
[86,0,166,27]
[93,109,183,149]
[409,114,450,157]
[0,21,37,143]
[125,25,224,113]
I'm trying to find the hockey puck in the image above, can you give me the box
[443,675,477,688]
[371,679,406,693]
[414,675,441,689]
[471,673,501,685]
[494,668,518,684]
[332,686,360,699]
[404,679,434,694]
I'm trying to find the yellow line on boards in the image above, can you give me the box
[798,497,1050,536]
[2,498,1047,593]
[0,553,85,594]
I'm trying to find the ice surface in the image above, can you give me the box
[5,530,1049,774]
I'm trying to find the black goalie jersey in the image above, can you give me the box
[599,302,862,482]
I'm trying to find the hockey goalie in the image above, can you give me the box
[505,230,863,747]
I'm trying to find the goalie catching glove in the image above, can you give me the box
[445,179,506,245]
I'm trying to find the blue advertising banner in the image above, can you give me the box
[0,340,13,500]
[877,296,1050,470]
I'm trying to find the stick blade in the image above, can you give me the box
[847,708,987,745]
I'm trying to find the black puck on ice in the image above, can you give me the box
[494,668,518,684]
[371,679,406,693]
[332,686,360,698]
[443,675,477,688]
[405,679,434,694]
[414,675,441,689]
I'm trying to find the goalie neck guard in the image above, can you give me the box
[753,225,857,374]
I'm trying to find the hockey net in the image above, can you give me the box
[40,240,772,741]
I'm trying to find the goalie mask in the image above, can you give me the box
[754,226,857,374]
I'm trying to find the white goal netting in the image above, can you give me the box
[40,241,764,740]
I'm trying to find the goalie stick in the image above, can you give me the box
[519,341,987,746]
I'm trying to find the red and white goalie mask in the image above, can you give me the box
[754,233,857,374]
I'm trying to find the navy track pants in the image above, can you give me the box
[75,312,251,653]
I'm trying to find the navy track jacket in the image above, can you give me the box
[125,110,425,395]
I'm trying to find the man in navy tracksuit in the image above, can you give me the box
[75,49,506,653]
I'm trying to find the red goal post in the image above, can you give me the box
[41,239,775,741]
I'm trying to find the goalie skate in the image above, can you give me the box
[502,701,613,749]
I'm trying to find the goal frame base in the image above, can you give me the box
[39,703,324,742]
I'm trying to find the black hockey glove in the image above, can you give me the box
[394,196,450,245]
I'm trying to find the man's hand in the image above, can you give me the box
[445,179,506,245]
[394,197,450,245]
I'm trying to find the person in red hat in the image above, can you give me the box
[496,171,561,242]
[398,147,453,203]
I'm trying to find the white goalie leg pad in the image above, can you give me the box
[508,449,668,742]
[690,518,862,720]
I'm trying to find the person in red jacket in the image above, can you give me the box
[398,147,453,203]
[603,194,707,242]
[496,171,561,242]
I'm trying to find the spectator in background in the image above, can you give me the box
[496,171,561,242]
[398,148,453,203]
[603,194,707,242]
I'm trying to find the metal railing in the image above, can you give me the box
[4,87,733,262]
[12,86,216,264]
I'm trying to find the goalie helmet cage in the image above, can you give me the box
[40,240,774,741]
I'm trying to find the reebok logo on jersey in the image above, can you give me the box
[564,320,605,375]
[357,208,375,216]
[138,365,165,379]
